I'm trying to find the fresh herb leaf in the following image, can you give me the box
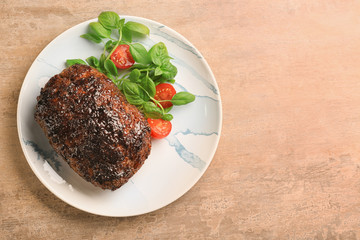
[131,63,149,69]
[99,53,106,69]
[149,42,169,66]
[80,33,102,43]
[98,11,121,30]
[118,19,125,28]
[104,59,118,76]
[86,56,100,68]
[121,26,132,43]
[129,69,141,82]
[105,40,116,53]
[160,61,177,79]
[152,74,176,85]
[125,21,150,35]
[167,79,176,84]
[140,75,156,98]
[164,106,173,113]
[154,66,163,76]
[89,22,111,38]
[162,113,173,121]
[106,72,115,81]
[138,87,150,102]
[130,43,151,64]
[66,59,87,67]
[171,92,195,105]
[122,81,145,105]
[143,102,163,119]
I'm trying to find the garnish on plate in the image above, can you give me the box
[66,11,195,138]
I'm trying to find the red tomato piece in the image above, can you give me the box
[154,83,176,109]
[147,118,172,139]
[110,44,135,69]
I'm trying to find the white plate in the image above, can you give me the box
[17,15,222,217]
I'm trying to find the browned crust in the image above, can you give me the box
[34,64,151,190]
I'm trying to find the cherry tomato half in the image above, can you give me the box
[110,44,135,69]
[147,118,172,139]
[154,83,176,109]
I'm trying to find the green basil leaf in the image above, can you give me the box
[86,56,99,68]
[118,18,125,29]
[129,69,141,82]
[98,11,121,29]
[121,26,132,43]
[143,102,163,119]
[139,87,150,102]
[141,75,156,98]
[162,113,173,121]
[153,76,172,85]
[89,22,111,38]
[131,63,149,69]
[99,53,106,70]
[145,112,163,119]
[125,21,150,35]
[149,42,169,65]
[66,59,87,67]
[171,92,195,105]
[160,61,177,79]
[104,59,118,76]
[168,79,176,84]
[130,43,151,64]
[106,73,115,81]
[113,78,122,89]
[104,40,116,53]
[154,66,163,76]
[80,33,102,43]
[164,106,173,113]
[122,81,145,105]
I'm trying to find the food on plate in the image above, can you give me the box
[154,83,176,109]
[147,118,172,139]
[34,12,197,190]
[34,64,151,190]
[66,11,196,139]
[110,44,135,69]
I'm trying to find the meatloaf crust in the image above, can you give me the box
[35,64,151,190]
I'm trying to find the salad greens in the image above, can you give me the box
[66,11,195,120]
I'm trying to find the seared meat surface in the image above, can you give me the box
[35,64,151,190]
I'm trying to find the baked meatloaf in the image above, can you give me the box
[35,64,151,190]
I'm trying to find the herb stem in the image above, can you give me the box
[137,85,164,113]
[149,96,165,114]
[120,72,131,79]
[139,68,152,73]
[105,28,123,61]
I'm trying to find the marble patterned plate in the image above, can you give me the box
[17,15,222,217]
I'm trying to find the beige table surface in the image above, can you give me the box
[2,0,360,239]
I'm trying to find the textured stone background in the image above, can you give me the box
[1,0,360,239]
